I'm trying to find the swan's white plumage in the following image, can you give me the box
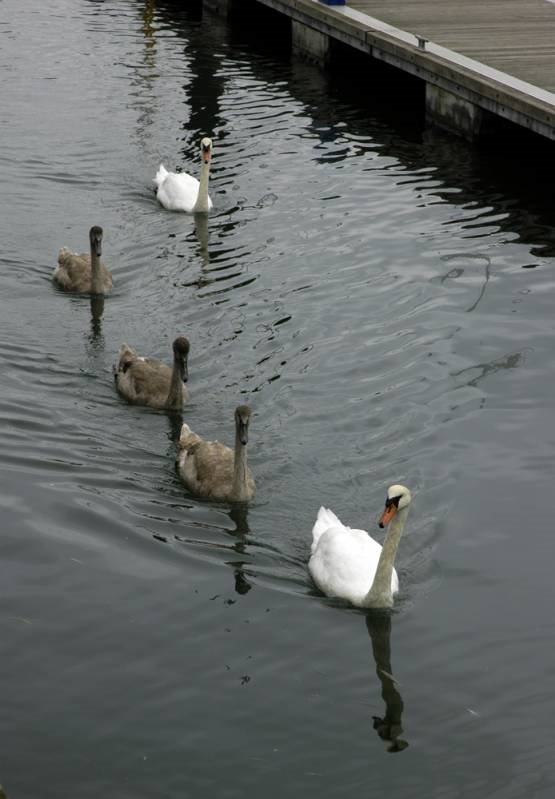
[154,164,213,213]
[311,506,344,552]
[309,506,399,607]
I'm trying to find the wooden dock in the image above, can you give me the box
[206,0,555,141]
[349,0,555,93]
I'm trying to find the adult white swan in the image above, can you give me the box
[154,137,213,213]
[308,484,412,609]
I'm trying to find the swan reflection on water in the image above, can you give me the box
[84,295,106,364]
[227,505,253,596]
[183,212,214,289]
[194,211,210,268]
[365,611,409,753]
[89,295,105,340]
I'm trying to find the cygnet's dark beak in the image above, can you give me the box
[239,423,248,446]
[178,350,189,383]
[93,241,102,257]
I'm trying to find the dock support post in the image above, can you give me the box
[203,0,231,15]
[292,20,330,66]
[425,84,484,141]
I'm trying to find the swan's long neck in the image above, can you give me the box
[232,429,249,501]
[365,506,409,608]
[193,161,211,213]
[90,247,102,295]
[165,354,185,408]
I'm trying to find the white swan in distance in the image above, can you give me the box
[154,137,213,213]
[53,226,112,295]
[308,485,412,609]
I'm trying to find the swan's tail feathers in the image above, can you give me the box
[153,164,169,188]
[178,422,202,451]
[57,247,73,267]
[311,506,342,551]
[118,342,137,361]
[114,343,137,376]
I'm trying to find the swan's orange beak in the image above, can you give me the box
[379,504,397,529]
[202,146,211,164]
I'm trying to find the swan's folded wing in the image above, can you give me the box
[311,506,345,551]
[54,250,92,290]
[116,343,138,370]
[178,422,202,450]
[126,360,171,397]
[153,164,168,188]
[178,439,234,497]
[57,247,88,267]
[156,172,200,212]
[192,441,233,484]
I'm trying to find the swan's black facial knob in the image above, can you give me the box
[379,495,401,528]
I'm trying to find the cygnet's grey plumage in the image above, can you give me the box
[114,336,190,410]
[53,226,113,294]
[177,405,255,502]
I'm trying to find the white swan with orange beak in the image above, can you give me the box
[308,485,412,609]
[154,137,213,213]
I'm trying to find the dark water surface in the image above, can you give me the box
[1,0,555,796]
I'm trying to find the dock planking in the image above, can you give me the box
[349,0,555,93]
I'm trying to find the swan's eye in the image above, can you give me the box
[385,495,402,508]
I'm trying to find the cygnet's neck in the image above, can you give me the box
[165,353,186,408]
[232,428,249,501]
[193,160,211,213]
[90,247,103,294]
[365,505,409,608]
